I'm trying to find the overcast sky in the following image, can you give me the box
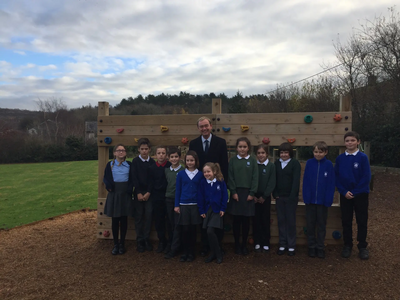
[0,0,396,110]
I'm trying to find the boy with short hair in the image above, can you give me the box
[164,147,184,258]
[335,131,371,260]
[131,138,155,252]
[148,146,171,253]
[302,141,335,259]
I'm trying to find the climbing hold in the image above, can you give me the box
[103,230,110,237]
[222,127,231,132]
[116,128,124,133]
[287,138,296,144]
[333,114,342,122]
[332,230,342,240]
[181,137,189,145]
[248,237,254,245]
[104,137,112,144]
[160,125,169,132]
[304,115,313,123]
[134,138,139,143]
[262,137,270,144]
[241,125,249,132]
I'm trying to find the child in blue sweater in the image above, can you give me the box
[198,162,228,264]
[335,131,371,260]
[302,141,335,259]
[174,150,203,262]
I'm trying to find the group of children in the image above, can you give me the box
[103,130,371,262]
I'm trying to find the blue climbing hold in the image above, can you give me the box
[104,137,112,144]
[332,230,342,240]
[304,115,313,123]
[222,127,231,132]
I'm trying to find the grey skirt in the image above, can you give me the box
[227,187,255,217]
[177,205,202,225]
[104,182,134,218]
[203,207,223,229]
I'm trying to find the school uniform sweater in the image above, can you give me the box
[165,166,184,199]
[148,161,172,196]
[197,178,229,214]
[257,161,276,199]
[131,156,155,195]
[103,161,133,197]
[273,158,301,200]
[228,155,258,196]
[302,157,335,207]
[175,170,204,207]
[334,151,371,196]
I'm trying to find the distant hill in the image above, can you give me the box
[0,108,41,130]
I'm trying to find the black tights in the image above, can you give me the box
[182,225,197,255]
[112,216,128,245]
[233,215,250,247]
[207,227,222,258]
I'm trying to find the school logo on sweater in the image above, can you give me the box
[247,161,251,167]
[324,172,328,177]
[262,168,266,175]
[354,162,359,169]
[217,185,220,190]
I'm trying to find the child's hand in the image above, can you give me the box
[174,207,180,214]
[247,195,254,201]
[143,192,150,201]
[219,211,225,217]
[254,197,259,203]
[201,214,206,218]
[345,191,354,199]
[137,194,144,201]
[258,197,265,204]
[232,194,239,201]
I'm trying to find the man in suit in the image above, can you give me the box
[189,116,229,256]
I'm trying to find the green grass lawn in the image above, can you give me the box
[0,161,98,229]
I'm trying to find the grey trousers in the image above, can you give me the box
[306,204,328,250]
[276,196,298,249]
[134,197,153,242]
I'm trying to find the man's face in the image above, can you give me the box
[197,119,212,139]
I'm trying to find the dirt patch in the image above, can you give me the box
[1,172,399,299]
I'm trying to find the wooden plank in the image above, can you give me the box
[98,125,210,136]
[212,98,222,114]
[97,135,203,147]
[216,112,352,124]
[340,94,352,112]
[98,114,215,126]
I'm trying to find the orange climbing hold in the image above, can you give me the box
[181,137,189,145]
[116,128,124,133]
[333,114,342,122]
[287,138,296,143]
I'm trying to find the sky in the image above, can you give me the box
[0,0,397,110]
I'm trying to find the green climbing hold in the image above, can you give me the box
[304,115,313,123]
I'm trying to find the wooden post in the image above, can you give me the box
[98,102,109,200]
[338,95,351,155]
[212,98,222,114]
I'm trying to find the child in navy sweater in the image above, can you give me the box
[174,150,203,262]
[198,162,228,264]
[131,138,155,253]
[302,141,335,259]
[103,144,134,255]
[335,131,371,260]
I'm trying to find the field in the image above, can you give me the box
[0,162,399,299]
[0,161,97,229]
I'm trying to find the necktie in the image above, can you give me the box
[204,140,209,154]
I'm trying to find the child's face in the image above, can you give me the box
[256,148,268,163]
[114,146,126,161]
[203,166,214,180]
[280,151,290,161]
[169,153,180,167]
[156,148,167,163]
[138,144,150,158]
[185,155,196,170]
[237,141,249,157]
[344,136,360,153]
[313,148,328,161]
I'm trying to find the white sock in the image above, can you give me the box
[288,248,295,252]
[263,246,269,250]
[255,244,260,249]
[279,247,285,251]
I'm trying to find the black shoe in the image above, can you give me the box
[112,244,119,255]
[179,254,188,262]
[287,250,296,256]
[242,246,249,256]
[164,251,177,259]
[359,248,369,260]
[216,256,223,264]
[137,241,145,253]
[341,246,352,258]
[308,248,316,258]
[145,240,153,251]
[262,246,270,253]
[234,245,242,255]
[205,255,216,263]
[254,245,262,253]
[163,243,171,254]
[186,254,195,262]
[156,242,165,253]
[277,248,286,255]
[317,249,325,259]
[119,244,126,255]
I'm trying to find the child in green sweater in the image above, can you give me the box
[273,142,301,256]
[227,137,258,255]
[253,144,276,253]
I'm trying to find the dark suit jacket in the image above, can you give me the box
[189,134,229,181]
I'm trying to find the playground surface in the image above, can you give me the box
[1,172,399,299]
